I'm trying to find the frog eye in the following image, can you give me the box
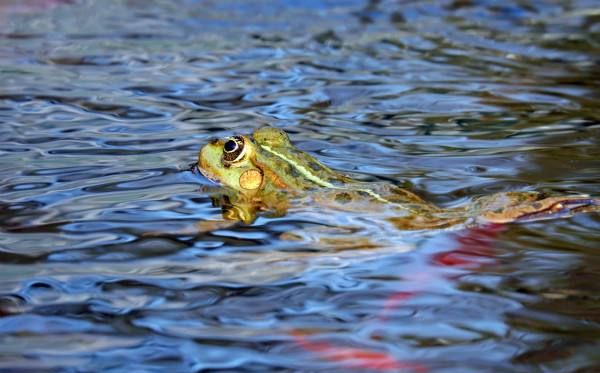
[224,139,238,153]
[222,136,246,164]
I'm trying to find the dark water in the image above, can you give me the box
[1,1,600,372]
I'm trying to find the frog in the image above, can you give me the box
[197,126,599,229]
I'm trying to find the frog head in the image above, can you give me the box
[198,134,265,195]
[198,126,350,197]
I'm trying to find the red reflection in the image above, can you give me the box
[292,331,427,372]
[290,223,507,371]
[432,223,505,268]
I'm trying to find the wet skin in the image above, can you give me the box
[198,127,599,228]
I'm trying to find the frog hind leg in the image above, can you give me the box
[512,197,599,222]
[476,192,600,224]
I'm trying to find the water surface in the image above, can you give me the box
[1,1,600,372]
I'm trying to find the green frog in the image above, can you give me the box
[197,126,598,229]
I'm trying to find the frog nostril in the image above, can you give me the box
[209,137,219,145]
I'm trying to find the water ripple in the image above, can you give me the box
[0,1,599,372]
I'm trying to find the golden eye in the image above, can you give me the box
[222,136,246,164]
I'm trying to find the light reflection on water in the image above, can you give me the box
[1,1,600,372]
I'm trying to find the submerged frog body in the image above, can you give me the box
[198,127,598,228]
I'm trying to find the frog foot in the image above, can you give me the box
[481,195,599,224]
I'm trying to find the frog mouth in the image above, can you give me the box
[197,146,223,185]
[198,167,220,185]
[190,161,217,183]
[195,159,220,184]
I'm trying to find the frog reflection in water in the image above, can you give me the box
[198,127,598,229]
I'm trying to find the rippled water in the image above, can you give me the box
[1,1,600,372]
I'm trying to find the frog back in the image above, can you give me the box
[253,127,353,190]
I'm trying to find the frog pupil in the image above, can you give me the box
[224,139,238,153]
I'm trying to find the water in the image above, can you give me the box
[1,1,600,372]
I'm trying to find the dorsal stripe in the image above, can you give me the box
[259,144,416,212]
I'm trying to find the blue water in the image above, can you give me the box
[1,1,599,372]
